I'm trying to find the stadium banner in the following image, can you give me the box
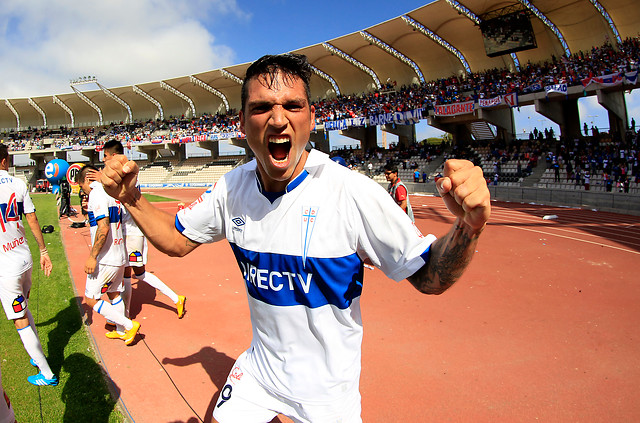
[324,116,367,132]
[368,108,424,126]
[581,72,625,88]
[522,82,542,94]
[478,96,502,108]
[504,92,518,108]
[434,101,474,117]
[544,83,567,97]
[208,131,245,140]
[625,71,638,84]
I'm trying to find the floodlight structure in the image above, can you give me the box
[28,98,46,128]
[53,95,75,127]
[190,76,230,112]
[322,42,381,90]
[402,15,471,74]
[220,69,243,85]
[517,0,570,57]
[309,64,341,97]
[96,82,133,124]
[160,81,196,117]
[4,100,20,130]
[360,31,425,84]
[588,0,621,44]
[70,77,103,126]
[133,85,164,121]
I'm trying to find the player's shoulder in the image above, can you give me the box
[307,149,380,188]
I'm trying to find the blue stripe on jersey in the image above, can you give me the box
[87,211,100,227]
[420,245,432,265]
[88,206,120,227]
[230,243,364,309]
[175,215,185,233]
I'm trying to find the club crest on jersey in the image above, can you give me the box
[301,206,319,267]
[129,251,143,263]
[12,295,26,313]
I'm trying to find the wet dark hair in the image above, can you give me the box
[241,53,312,111]
[0,144,7,162]
[77,164,99,184]
[103,139,124,155]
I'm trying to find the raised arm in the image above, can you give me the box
[408,159,490,294]
[24,212,52,276]
[100,155,200,257]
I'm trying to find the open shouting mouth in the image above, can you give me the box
[268,136,291,164]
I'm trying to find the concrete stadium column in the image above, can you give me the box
[196,140,220,159]
[597,89,628,136]
[81,147,98,164]
[381,124,416,148]
[28,154,47,177]
[136,145,159,162]
[534,98,581,140]
[309,129,330,153]
[477,107,515,141]
[339,126,377,150]
[427,116,472,146]
[168,143,186,161]
[230,137,252,160]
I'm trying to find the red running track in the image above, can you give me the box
[60,188,640,422]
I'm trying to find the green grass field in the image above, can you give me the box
[0,193,131,422]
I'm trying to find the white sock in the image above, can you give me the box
[111,296,127,334]
[137,272,179,304]
[93,300,132,331]
[17,324,54,379]
[26,309,39,337]
[121,277,132,318]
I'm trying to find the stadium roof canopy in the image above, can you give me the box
[1,0,637,132]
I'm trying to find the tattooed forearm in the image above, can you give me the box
[408,219,483,295]
[91,220,109,259]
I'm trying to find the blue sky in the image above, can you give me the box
[0,0,636,152]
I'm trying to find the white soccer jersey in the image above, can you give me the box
[176,149,436,403]
[0,170,35,276]
[87,181,125,267]
[121,190,143,237]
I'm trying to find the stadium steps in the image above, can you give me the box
[522,159,546,187]
[468,121,496,141]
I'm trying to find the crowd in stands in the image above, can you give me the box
[2,37,639,194]
[4,36,639,153]
[314,37,639,121]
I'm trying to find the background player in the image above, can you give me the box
[0,144,57,387]
[102,140,186,319]
[78,165,140,345]
[101,54,490,422]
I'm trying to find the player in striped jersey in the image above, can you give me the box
[101,54,491,422]
[0,144,57,387]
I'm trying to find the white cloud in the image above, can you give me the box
[0,0,247,98]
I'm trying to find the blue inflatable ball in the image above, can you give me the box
[331,156,347,167]
[44,159,70,185]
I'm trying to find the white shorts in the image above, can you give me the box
[0,269,32,320]
[125,235,147,267]
[212,351,362,423]
[84,264,125,300]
